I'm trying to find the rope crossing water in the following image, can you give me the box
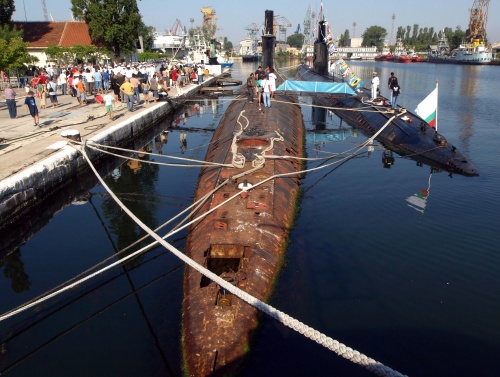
[0,108,408,376]
[86,120,407,376]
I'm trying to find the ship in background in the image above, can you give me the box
[428,0,492,64]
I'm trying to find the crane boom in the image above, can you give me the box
[467,0,489,40]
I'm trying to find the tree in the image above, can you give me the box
[138,22,155,51]
[0,36,31,75]
[338,29,350,47]
[71,0,143,61]
[362,26,387,51]
[287,33,304,49]
[222,37,233,53]
[0,0,15,25]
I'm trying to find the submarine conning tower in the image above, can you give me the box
[262,10,276,69]
[313,20,328,76]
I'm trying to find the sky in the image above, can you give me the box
[12,0,500,44]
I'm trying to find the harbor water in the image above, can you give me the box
[0,60,499,377]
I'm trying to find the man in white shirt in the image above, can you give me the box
[371,72,380,101]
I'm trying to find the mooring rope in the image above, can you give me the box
[76,142,406,377]
[0,113,407,376]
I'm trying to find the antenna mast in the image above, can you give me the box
[391,14,396,44]
[41,0,49,21]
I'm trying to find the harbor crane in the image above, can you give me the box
[295,24,301,34]
[245,23,261,53]
[167,19,186,36]
[303,5,315,45]
[466,0,489,41]
[273,15,292,42]
[201,6,217,26]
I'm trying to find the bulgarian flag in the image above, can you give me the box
[415,84,438,129]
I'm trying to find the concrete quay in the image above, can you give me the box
[0,76,219,227]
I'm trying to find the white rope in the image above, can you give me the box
[0,122,407,376]
[84,140,404,376]
[85,140,233,168]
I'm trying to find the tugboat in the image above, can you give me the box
[296,18,478,176]
[182,10,306,377]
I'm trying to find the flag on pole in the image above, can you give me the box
[415,86,438,128]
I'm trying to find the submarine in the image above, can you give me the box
[294,19,478,177]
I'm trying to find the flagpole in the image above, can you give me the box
[435,80,439,131]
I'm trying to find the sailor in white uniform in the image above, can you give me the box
[371,71,380,100]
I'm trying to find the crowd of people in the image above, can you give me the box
[2,61,206,124]
[25,61,205,104]
[246,65,277,112]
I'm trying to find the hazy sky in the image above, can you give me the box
[13,0,500,44]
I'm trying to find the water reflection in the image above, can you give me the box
[0,248,31,293]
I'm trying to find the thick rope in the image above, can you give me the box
[80,142,407,377]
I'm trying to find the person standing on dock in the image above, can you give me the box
[371,72,380,101]
[246,73,255,102]
[120,77,135,112]
[103,90,115,119]
[24,91,40,126]
[3,83,17,119]
[149,73,159,103]
[387,72,400,111]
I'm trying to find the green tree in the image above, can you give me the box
[0,0,15,24]
[44,44,66,64]
[338,29,350,47]
[223,37,233,52]
[0,36,31,75]
[71,0,143,61]
[138,22,155,51]
[362,26,387,51]
[70,44,97,63]
[287,33,304,49]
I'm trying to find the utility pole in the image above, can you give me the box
[391,14,396,44]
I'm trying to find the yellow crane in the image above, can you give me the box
[467,0,489,41]
[201,6,217,26]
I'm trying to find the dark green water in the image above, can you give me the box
[1,60,499,377]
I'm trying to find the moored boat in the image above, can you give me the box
[397,54,412,63]
[428,1,492,65]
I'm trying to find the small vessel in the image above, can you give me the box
[397,54,412,63]
[220,61,234,68]
[428,1,492,65]
[375,44,392,61]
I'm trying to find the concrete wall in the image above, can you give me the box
[0,102,173,226]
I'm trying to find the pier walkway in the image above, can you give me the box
[0,75,225,225]
[0,80,209,182]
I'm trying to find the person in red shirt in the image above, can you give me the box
[170,68,178,88]
[39,72,47,84]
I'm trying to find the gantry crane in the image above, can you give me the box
[273,15,292,42]
[167,19,186,36]
[245,23,261,53]
[466,0,490,41]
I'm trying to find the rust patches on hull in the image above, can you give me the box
[182,88,305,376]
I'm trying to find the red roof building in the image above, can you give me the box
[13,21,94,66]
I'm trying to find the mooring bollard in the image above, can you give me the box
[60,129,81,142]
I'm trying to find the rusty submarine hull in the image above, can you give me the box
[182,69,305,377]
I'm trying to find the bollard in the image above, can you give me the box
[60,129,81,142]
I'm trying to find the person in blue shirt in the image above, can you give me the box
[24,91,40,126]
